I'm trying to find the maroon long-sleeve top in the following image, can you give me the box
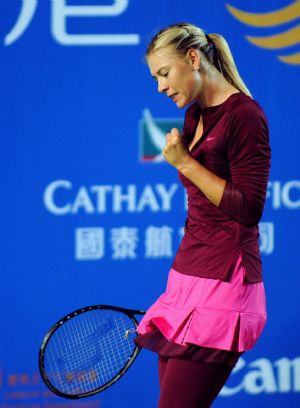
[172,93,271,283]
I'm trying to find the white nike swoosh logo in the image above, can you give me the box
[207,136,216,142]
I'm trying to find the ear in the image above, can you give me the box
[186,48,201,70]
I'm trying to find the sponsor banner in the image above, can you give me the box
[2,1,300,407]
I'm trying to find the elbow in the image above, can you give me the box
[219,184,264,226]
[238,203,263,227]
[241,214,261,227]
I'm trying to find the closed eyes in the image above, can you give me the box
[152,71,169,82]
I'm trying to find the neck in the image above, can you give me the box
[196,68,238,109]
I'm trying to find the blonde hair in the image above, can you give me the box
[147,23,252,97]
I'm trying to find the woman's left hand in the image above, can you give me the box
[163,128,191,168]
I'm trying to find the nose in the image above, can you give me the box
[157,77,168,93]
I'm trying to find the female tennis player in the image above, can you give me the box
[136,23,271,407]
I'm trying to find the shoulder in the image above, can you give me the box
[227,93,267,126]
[225,94,270,151]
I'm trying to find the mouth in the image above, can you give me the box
[168,93,178,101]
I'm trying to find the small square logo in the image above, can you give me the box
[139,108,183,162]
[75,228,104,260]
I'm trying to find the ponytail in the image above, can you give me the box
[208,33,252,97]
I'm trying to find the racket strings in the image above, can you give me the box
[43,309,137,395]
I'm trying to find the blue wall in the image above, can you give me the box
[1,1,300,407]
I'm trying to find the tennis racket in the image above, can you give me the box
[38,305,145,399]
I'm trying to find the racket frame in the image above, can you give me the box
[38,304,145,399]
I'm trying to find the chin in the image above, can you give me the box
[174,98,184,109]
[177,95,195,109]
[177,100,189,109]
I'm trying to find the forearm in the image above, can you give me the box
[176,155,226,207]
[218,182,262,226]
[177,156,266,225]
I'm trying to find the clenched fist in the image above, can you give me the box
[163,128,191,168]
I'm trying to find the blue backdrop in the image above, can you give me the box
[1,1,300,407]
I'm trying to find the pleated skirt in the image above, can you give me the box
[136,255,266,366]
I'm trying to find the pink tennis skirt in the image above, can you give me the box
[137,256,267,352]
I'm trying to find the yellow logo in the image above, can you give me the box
[226,1,300,65]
